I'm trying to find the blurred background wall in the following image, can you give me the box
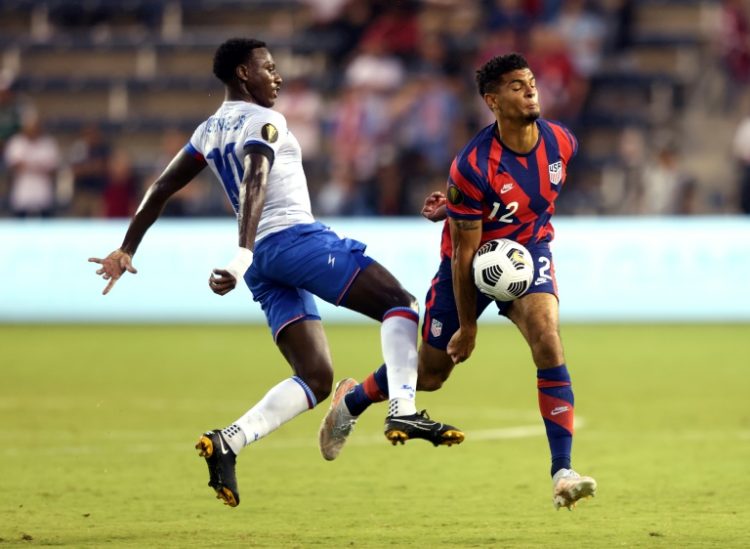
[0,0,748,322]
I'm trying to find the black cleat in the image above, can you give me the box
[384,410,465,447]
[195,429,240,507]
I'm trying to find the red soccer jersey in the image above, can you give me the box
[441,119,577,259]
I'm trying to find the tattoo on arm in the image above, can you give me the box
[454,219,481,231]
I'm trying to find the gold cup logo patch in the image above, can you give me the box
[447,185,464,205]
[261,123,278,143]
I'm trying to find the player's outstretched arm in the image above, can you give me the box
[447,218,482,364]
[421,191,447,222]
[209,151,270,296]
[90,149,206,295]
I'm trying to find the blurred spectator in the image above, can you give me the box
[390,70,462,174]
[275,77,325,191]
[442,1,483,56]
[486,0,534,34]
[639,146,698,215]
[554,0,607,77]
[357,1,420,60]
[525,24,588,123]
[0,74,23,156]
[303,0,372,74]
[610,0,635,52]
[599,125,647,214]
[718,0,750,110]
[69,123,111,217]
[476,28,523,68]
[0,73,26,216]
[3,111,61,218]
[411,30,462,76]
[344,40,405,92]
[324,51,401,214]
[103,148,139,218]
[316,164,372,215]
[302,0,350,23]
[732,108,750,213]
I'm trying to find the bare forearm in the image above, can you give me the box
[452,247,478,331]
[450,218,482,331]
[120,182,171,255]
[237,153,270,249]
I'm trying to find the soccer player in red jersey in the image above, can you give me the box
[320,53,597,510]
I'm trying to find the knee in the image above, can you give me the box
[385,287,418,312]
[416,352,452,391]
[531,329,564,367]
[417,373,445,392]
[298,361,334,404]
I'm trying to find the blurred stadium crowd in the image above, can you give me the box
[1,0,749,219]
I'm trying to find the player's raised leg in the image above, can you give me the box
[337,261,463,448]
[198,318,333,506]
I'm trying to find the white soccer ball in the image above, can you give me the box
[472,238,535,301]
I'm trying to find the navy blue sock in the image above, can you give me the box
[537,364,575,476]
[344,364,388,416]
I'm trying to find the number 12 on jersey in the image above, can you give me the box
[488,201,518,223]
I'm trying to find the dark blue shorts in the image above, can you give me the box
[245,221,374,340]
[422,240,558,350]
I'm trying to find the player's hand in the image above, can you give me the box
[88,249,137,295]
[421,191,447,222]
[209,269,237,296]
[447,327,476,364]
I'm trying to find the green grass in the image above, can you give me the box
[2,323,749,548]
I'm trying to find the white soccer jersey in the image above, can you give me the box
[187,101,314,241]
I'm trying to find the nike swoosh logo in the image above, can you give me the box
[390,418,442,431]
[218,434,230,455]
[550,406,569,416]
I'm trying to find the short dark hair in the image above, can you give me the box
[475,53,530,96]
[213,38,267,84]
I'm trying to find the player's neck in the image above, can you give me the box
[225,87,256,104]
[495,120,538,154]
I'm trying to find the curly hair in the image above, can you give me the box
[212,38,267,84]
[475,53,530,96]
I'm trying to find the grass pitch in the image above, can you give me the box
[1,323,749,548]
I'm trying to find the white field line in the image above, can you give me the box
[0,419,586,456]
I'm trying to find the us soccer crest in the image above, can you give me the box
[430,318,443,338]
[548,161,562,185]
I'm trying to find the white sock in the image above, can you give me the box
[222,376,316,455]
[381,307,419,417]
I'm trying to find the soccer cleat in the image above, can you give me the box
[319,378,359,461]
[384,410,465,447]
[552,468,597,510]
[195,429,240,507]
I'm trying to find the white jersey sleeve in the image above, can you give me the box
[240,109,287,166]
[187,121,209,160]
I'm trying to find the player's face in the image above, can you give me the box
[492,68,540,123]
[244,48,283,108]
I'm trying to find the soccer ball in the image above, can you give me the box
[472,239,535,301]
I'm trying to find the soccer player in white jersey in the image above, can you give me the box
[89,38,463,508]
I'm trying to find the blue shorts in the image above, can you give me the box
[245,221,374,340]
[422,240,558,350]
